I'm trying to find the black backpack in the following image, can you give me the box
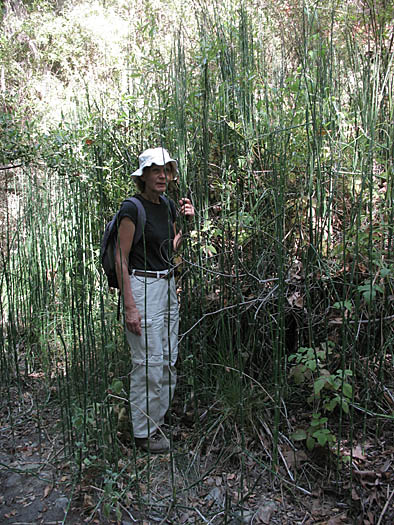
[100,195,170,288]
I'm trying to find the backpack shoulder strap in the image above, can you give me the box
[122,196,146,246]
[159,194,176,223]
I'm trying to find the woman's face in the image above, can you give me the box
[141,163,174,194]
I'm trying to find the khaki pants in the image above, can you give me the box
[125,273,179,438]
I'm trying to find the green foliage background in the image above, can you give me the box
[1,0,393,520]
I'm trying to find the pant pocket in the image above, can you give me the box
[139,318,153,349]
[141,318,152,329]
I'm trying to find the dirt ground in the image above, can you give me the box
[1,380,393,525]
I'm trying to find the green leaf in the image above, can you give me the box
[317,432,328,446]
[362,290,374,303]
[337,369,353,377]
[308,360,317,372]
[342,383,352,398]
[291,429,307,441]
[205,245,217,255]
[306,436,316,450]
[290,364,307,385]
[310,418,322,427]
[103,503,111,518]
[313,428,329,437]
[314,378,326,394]
[380,267,391,278]
[110,379,124,395]
[358,282,383,303]
[333,300,352,311]
[341,399,350,414]
[325,397,339,411]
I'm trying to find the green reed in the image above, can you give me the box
[1,0,393,521]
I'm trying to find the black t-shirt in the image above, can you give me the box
[117,194,176,271]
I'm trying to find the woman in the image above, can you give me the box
[115,147,194,453]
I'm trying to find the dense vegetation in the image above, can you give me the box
[1,0,393,522]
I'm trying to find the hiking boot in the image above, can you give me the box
[135,434,170,454]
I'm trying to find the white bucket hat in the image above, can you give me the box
[132,147,178,178]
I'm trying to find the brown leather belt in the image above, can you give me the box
[132,270,171,279]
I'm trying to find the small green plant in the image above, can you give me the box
[314,369,353,413]
[102,471,122,522]
[289,344,353,450]
[332,300,353,314]
[358,280,384,305]
[292,412,336,450]
[288,343,333,381]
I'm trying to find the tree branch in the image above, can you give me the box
[0,164,22,171]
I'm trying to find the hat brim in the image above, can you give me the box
[132,168,144,177]
[132,160,178,178]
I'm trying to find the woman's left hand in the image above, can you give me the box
[173,198,194,251]
[179,198,194,218]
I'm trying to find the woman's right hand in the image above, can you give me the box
[125,306,142,336]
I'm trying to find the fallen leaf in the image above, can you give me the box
[327,514,348,524]
[43,485,52,498]
[283,447,308,467]
[352,445,366,461]
[351,488,360,501]
[329,317,343,325]
[257,501,277,524]
[180,511,192,524]
[380,459,392,473]
[287,291,304,308]
[83,493,94,509]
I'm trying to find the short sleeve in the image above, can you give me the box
[118,199,138,226]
